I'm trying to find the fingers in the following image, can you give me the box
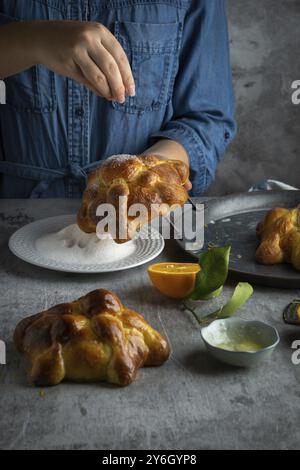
[184,180,193,191]
[73,73,106,97]
[88,44,126,103]
[76,23,135,102]
[101,34,135,97]
[68,62,112,99]
[74,52,113,100]
[62,23,135,102]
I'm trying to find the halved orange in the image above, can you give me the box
[148,262,200,299]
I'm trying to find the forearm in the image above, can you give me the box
[0,22,40,78]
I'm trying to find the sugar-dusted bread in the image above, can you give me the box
[77,154,189,243]
[256,205,300,271]
[14,289,170,387]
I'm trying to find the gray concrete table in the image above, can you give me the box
[0,199,300,450]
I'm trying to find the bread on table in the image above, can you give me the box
[14,289,171,387]
[256,205,300,271]
[77,154,189,243]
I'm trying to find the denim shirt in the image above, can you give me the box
[0,0,236,198]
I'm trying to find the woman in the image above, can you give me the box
[0,0,236,198]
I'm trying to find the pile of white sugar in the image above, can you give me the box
[35,224,135,265]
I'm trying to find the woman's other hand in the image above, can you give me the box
[142,139,192,191]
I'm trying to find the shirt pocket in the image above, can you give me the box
[0,12,57,113]
[112,21,182,115]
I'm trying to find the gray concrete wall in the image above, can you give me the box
[208,0,300,195]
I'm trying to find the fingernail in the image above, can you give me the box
[117,95,125,104]
[127,85,135,97]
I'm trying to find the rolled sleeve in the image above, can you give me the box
[150,0,236,196]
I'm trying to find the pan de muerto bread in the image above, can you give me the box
[256,205,300,271]
[14,289,171,386]
[77,154,189,243]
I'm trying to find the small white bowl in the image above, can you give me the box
[201,318,280,367]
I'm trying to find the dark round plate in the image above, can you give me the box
[177,191,300,289]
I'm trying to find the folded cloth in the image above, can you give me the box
[249,179,298,192]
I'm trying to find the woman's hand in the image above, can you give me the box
[34,21,135,102]
[0,20,135,102]
[142,139,192,191]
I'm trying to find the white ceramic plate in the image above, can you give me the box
[9,214,165,273]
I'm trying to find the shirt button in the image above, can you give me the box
[75,107,84,118]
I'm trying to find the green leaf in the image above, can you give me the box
[189,246,231,301]
[199,286,224,301]
[201,282,254,324]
